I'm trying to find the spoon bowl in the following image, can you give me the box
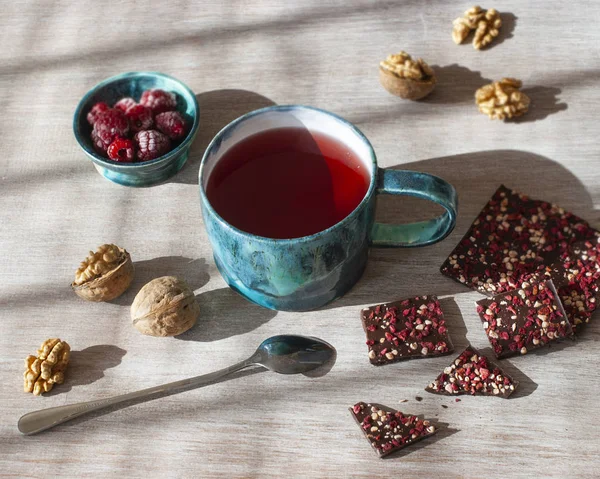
[254,335,336,374]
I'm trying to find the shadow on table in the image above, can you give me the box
[425,64,492,104]
[325,149,597,310]
[478,347,538,399]
[34,367,266,435]
[513,86,568,122]
[176,287,277,342]
[111,256,211,306]
[385,420,458,460]
[47,345,126,395]
[172,89,276,185]
[439,297,469,349]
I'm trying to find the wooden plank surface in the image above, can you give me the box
[1,1,599,477]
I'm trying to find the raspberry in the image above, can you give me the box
[125,104,153,133]
[139,89,177,114]
[107,137,135,162]
[155,111,187,140]
[92,108,130,151]
[114,97,137,112]
[134,130,171,162]
[91,128,108,155]
[86,102,109,125]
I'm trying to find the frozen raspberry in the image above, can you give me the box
[125,104,154,133]
[134,130,171,162]
[139,89,177,114]
[107,137,135,162]
[155,111,187,140]
[91,129,108,155]
[86,102,109,125]
[92,108,130,151]
[114,97,137,112]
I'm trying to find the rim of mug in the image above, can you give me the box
[199,104,378,244]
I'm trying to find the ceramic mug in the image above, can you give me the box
[199,105,458,311]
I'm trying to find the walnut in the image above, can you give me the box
[452,6,502,49]
[379,51,436,100]
[452,6,485,44]
[131,276,200,337]
[24,338,70,395]
[72,244,134,301]
[475,78,531,120]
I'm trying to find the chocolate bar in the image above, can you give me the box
[476,279,572,358]
[361,295,453,365]
[440,185,597,296]
[425,346,518,398]
[349,402,437,458]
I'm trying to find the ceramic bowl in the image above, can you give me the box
[73,72,199,187]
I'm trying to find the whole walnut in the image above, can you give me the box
[72,244,134,301]
[131,276,200,337]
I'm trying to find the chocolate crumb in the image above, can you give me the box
[415,396,423,402]
[441,405,448,409]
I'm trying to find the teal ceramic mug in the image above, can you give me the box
[199,105,457,311]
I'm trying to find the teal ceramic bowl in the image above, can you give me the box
[73,72,199,187]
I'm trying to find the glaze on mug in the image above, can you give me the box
[199,105,458,311]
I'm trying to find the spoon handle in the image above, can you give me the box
[18,356,258,435]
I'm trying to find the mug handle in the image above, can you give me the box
[370,169,458,247]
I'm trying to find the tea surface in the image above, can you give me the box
[206,127,370,239]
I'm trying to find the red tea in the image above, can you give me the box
[206,127,370,239]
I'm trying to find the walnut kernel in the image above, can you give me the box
[131,276,200,337]
[452,6,485,44]
[24,338,71,395]
[452,6,502,49]
[379,51,436,100]
[475,78,530,120]
[72,244,134,301]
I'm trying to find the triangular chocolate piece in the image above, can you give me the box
[350,402,437,458]
[425,346,518,398]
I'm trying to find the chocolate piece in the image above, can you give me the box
[440,185,598,296]
[495,237,600,332]
[349,402,437,458]
[425,345,518,398]
[361,295,454,365]
[476,279,572,358]
[552,237,600,331]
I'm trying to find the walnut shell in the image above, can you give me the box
[71,245,134,302]
[379,67,437,100]
[131,276,200,337]
[378,52,436,100]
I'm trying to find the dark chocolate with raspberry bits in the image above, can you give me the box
[361,295,453,365]
[440,185,598,296]
[476,279,572,359]
[552,237,600,331]
[425,346,518,398]
[349,402,437,458]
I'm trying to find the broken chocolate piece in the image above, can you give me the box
[349,402,437,458]
[440,185,598,296]
[476,279,572,358]
[361,295,454,365]
[425,345,518,398]
[552,237,600,331]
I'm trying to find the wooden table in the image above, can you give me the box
[1,1,599,477]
